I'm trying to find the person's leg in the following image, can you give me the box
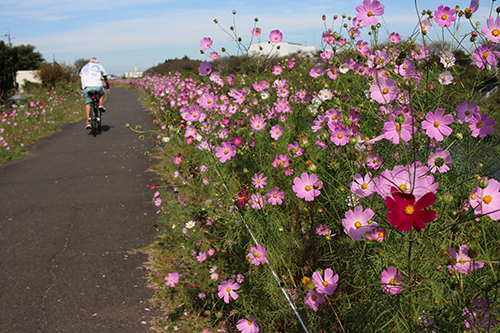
[85,104,91,119]
[98,87,106,112]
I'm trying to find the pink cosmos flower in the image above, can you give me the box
[356,0,385,27]
[428,149,452,173]
[440,52,456,68]
[218,279,240,303]
[330,128,350,146]
[270,125,283,140]
[316,223,331,236]
[312,268,339,295]
[250,193,266,209]
[380,267,404,295]
[198,61,212,76]
[272,65,283,75]
[208,248,215,256]
[342,206,378,241]
[269,29,283,43]
[250,114,267,131]
[197,251,207,263]
[421,108,454,141]
[482,17,500,43]
[434,5,456,27]
[251,173,267,189]
[304,290,326,310]
[447,244,484,274]
[456,100,479,122]
[350,173,375,197]
[173,155,183,165]
[236,317,259,333]
[438,71,453,85]
[267,187,284,205]
[472,44,500,69]
[251,27,261,36]
[165,272,180,287]
[375,164,439,199]
[382,113,415,145]
[247,244,267,265]
[198,92,217,109]
[385,188,437,232]
[209,52,219,59]
[288,141,304,157]
[369,77,397,104]
[215,141,236,163]
[365,228,388,242]
[469,178,500,220]
[462,300,498,332]
[468,112,495,138]
[200,37,213,50]
[309,66,325,78]
[292,172,322,201]
[320,51,334,63]
[419,19,432,34]
[389,32,400,44]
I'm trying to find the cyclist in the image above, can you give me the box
[80,57,110,129]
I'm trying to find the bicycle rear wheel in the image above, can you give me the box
[91,103,98,137]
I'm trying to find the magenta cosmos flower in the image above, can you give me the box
[173,155,183,165]
[469,178,500,220]
[165,272,180,287]
[468,112,495,138]
[462,300,498,332]
[349,173,375,197]
[236,317,259,333]
[472,44,500,69]
[380,267,404,295]
[247,244,267,265]
[456,100,479,122]
[312,268,339,295]
[200,37,213,50]
[428,148,452,173]
[447,244,484,274]
[251,27,261,36]
[434,5,456,27]
[269,29,283,43]
[251,173,267,189]
[218,279,240,303]
[267,187,284,205]
[421,108,454,141]
[385,187,436,232]
[369,77,397,104]
[342,205,378,241]
[482,17,500,43]
[355,0,385,27]
[304,290,326,311]
[292,172,322,201]
[215,141,236,163]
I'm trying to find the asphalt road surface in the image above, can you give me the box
[0,88,160,332]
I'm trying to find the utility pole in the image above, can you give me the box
[5,29,12,47]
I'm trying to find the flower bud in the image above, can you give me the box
[479,177,489,189]
[455,133,463,140]
[322,14,326,21]
[254,17,258,22]
[214,19,218,23]
[443,193,453,204]
[232,9,237,14]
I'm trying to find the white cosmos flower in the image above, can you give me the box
[186,220,196,229]
[339,63,349,74]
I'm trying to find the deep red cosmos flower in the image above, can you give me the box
[385,187,437,232]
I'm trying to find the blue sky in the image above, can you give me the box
[0,0,494,75]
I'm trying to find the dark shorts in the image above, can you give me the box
[83,86,104,105]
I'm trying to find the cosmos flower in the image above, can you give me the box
[385,187,436,232]
[380,267,404,295]
[292,172,322,201]
[217,279,240,303]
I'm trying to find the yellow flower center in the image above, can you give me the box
[434,121,440,127]
[276,130,280,134]
[441,14,447,20]
[477,121,484,128]
[459,258,467,264]
[226,287,231,292]
[361,183,368,189]
[390,278,397,285]
[257,179,261,183]
[483,195,492,204]
[322,281,329,287]
[465,110,470,115]
[367,11,373,17]
[305,185,311,191]
[396,124,402,132]
[404,205,415,215]
[224,149,229,154]
[311,295,317,301]
[471,193,476,200]
[382,88,388,94]
[378,231,385,238]
[337,133,343,139]
[493,29,500,36]
[273,194,277,198]
[399,184,407,192]
[256,253,261,258]
[354,221,362,228]
[177,158,182,163]
[483,52,489,59]
[248,321,253,326]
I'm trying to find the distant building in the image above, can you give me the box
[16,70,41,93]
[248,42,316,58]
[125,66,143,78]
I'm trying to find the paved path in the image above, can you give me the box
[0,88,159,332]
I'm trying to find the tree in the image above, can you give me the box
[0,41,44,98]
[73,58,90,78]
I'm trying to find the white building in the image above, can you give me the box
[248,42,316,58]
[125,66,143,78]
[15,70,41,93]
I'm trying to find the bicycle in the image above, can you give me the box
[87,90,102,137]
